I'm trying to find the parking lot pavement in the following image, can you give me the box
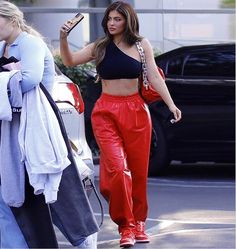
[57,212,235,249]
[56,164,235,249]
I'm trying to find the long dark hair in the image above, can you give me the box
[93,1,143,67]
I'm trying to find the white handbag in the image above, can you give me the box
[72,151,94,181]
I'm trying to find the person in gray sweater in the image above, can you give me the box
[0,1,98,248]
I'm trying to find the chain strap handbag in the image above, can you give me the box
[136,41,165,104]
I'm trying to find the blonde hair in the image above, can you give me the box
[0,1,42,38]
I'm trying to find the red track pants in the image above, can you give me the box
[91,93,152,233]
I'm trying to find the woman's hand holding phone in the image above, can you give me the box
[60,13,84,39]
[66,13,84,33]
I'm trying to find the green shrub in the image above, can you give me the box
[153,48,162,57]
[220,0,235,8]
[54,54,96,95]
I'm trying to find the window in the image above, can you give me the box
[183,50,235,78]
[167,56,184,76]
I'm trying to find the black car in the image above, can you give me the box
[83,43,235,176]
[149,43,235,175]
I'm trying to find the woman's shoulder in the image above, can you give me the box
[86,41,96,49]
[20,32,45,48]
[139,38,152,49]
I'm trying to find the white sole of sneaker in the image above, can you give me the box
[120,241,135,248]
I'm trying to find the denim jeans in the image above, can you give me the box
[0,186,28,248]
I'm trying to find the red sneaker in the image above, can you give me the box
[120,229,135,248]
[134,221,150,243]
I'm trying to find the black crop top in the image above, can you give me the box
[97,41,142,80]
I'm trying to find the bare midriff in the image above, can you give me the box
[101,78,139,96]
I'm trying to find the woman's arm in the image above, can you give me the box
[19,36,47,93]
[60,22,94,67]
[141,38,182,122]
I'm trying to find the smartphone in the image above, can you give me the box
[66,13,84,34]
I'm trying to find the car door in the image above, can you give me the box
[168,46,235,162]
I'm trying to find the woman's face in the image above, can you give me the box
[107,10,126,36]
[0,16,14,42]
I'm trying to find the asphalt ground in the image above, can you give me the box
[57,164,235,249]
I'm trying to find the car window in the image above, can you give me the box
[166,56,184,76]
[183,50,235,78]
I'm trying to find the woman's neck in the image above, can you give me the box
[113,35,124,46]
[6,28,22,45]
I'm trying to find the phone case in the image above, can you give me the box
[67,13,84,33]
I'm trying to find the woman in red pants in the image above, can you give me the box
[60,1,181,247]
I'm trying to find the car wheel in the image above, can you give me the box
[149,117,170,176]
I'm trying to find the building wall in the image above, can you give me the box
[134,0,234,51]
[24,0,88,51]
[23,0,234,53]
